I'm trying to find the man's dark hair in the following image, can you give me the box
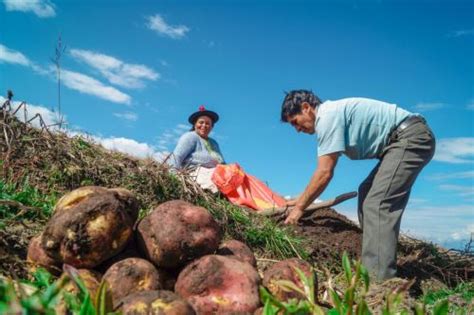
[280,90,322,122]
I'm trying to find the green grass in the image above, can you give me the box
[199,197,309,260]
[423,282,474,306]
[260,252,472,315]
[1,267,116,315]
[0,179,57,224]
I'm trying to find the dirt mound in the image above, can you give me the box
[298,208,362,265]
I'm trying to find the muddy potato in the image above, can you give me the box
[263,258,317,302]
[137,200,221,268]
[27,234,61,275]
[108,187,140,222]
[55,269,102,315]
[42,189,136,268]
[63,269,102,297]
[175,255,261,314]
[53,186,109,214]
[217,239,257,267]
[95,236,141,273]
[119,290,195,315]
[54,186,139,222]
[103,258,165,307]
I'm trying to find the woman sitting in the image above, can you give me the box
[171,106,224,192]
[172,105,286,210]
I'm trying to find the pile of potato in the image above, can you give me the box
[27,186,316,314]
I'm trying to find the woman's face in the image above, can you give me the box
[194,116,213,138]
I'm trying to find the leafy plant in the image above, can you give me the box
[325,252,370,315]
[0,267,116,315]
[259,265,324,314]
[0,268,68,314]
[0,179,57,222]
[258,252,471,315]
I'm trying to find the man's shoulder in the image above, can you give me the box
[324,97,382,106]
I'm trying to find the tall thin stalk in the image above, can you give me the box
[51,34,66,128]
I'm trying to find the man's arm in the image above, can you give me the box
[284,152,340,225]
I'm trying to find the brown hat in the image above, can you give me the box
[188,105,219,125]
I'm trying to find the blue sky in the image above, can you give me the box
[1,0,473,249]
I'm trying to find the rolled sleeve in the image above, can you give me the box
[316,109,346,157]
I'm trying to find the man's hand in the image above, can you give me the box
[285,198,297,207]
[284,207,304,225]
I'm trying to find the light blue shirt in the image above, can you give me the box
[315,98,413,159]
[172,131,225,169]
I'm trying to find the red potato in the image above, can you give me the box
[137,200,221,268]
[262,258,317,302]
[175,255,261,314]
[119,290,195,315]
[217,239,257,267]
[42,187,138,268]
[27,234,62,275]
[103,258,165,307]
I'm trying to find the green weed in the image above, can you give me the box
[0,267,116,315]
[0,179,57,222]
[260,252,469,315]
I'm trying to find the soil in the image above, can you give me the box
[298,208,362,263]
[0,220,43,279]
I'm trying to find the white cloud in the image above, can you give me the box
[0,96,62,128]
[428,171,474,180]
[451,224,474,241]
[413,102,446,112]
[467,100,474,110]
[94,136,155,158]
[434,137,474,164]
[87,134,170,163]
[449,29,474,37]
[0,44,31,66]
[113,111,138,122]
[61,69,131,105]
[3,0,56,18]
[402,204,474,245]
[439,184,474,197]
[156,124,189,151]
[146,14,189,39]
[70,49,159,88]
[0,44,131,105]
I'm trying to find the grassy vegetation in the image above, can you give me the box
[421,282,474,314]
[200,197,309,259]
[0,267,115,315]
[0,178,57,227]
[260,252,473,315]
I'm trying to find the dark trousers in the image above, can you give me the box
[357,119,436,281]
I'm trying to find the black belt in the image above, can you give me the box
[388,115,426,144]
[395,115,426,133]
